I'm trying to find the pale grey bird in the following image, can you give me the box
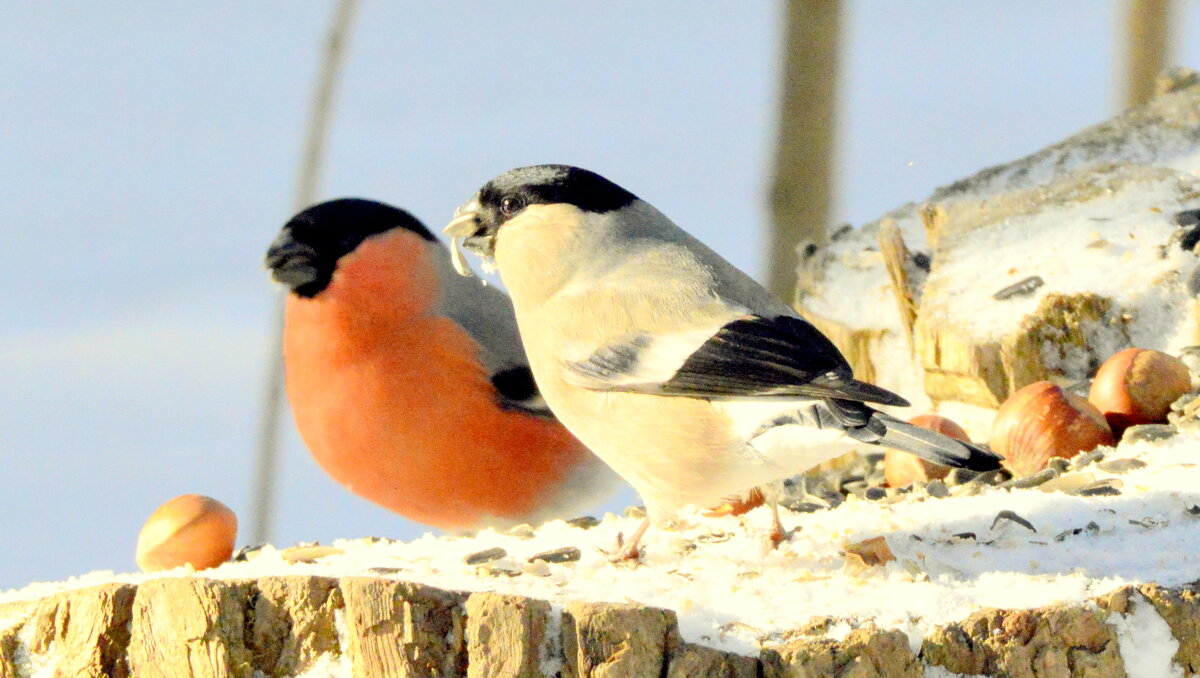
[445,165,1001,557]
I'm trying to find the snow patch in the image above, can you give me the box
[1109,593,1184,678]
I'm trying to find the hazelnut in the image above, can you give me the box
[884,414,969,487]
[1088,348,1191,435]
[992,381,1114,477]
[136,494,238,573]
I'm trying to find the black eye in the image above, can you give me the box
[500,195,525,217]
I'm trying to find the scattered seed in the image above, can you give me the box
[507,523,536,539]
[523,560,552,577]
[1061,380,1092,397]
[911,251,931,272]
[830,224,854,241]
[695,531,734,544]
[1186,268,1200,297]
[999,467,1059,490]
[463,547,507,565]
[842,480,869,498]
[1097,458,1148,473]
[1047,457,1073,474]
[1038,471,1097,494]
[945,468,978,485]
[994,275,1045,300]
[1174,207,1200,228]
[280,545,345,564]
[1170,392,1199,413]
[1187,505,1200,516]
[718,621,764,637]
[949,478,987,497]
[1076,479,1124,497]
[1072,449,1107,470]
[952,532,977,541]
[1054,528,1082,542]
[367,567,403,575]
[784,501,828,514]
[991,510,1037,533]
[865,487,887,501]
[566,516,600,529]
[529,547,582,564]
[926,480,950,498]
[232,544,267,562]
[977,469,1012,485]
[476,565,521,578]
[1120,425,1178,444]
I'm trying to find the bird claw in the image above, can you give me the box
[597,521,649,563]
[768,525,792,549]
[609,544,644,563]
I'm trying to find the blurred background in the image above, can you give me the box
[2,1,1197,591]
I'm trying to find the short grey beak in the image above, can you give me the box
[444,197,483,237]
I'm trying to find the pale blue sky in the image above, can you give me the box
[1,1,1197,590]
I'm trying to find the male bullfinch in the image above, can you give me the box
[265,198,620,532]
[445,165,1001,557]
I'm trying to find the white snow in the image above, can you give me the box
[1109,592,1184,678]
[3,432,1200,668]
[797,109,1200,438]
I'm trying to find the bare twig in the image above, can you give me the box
[250,0,361,545]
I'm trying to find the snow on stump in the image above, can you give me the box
[795,75,1200,432]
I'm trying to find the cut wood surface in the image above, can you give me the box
[5,576,1199,677]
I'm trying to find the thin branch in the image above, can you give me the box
[250,0,362,545]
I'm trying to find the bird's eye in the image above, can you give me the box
[500,195,525,217]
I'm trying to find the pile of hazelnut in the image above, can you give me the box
[886,347,1195,486]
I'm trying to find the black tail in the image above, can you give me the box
[871,414,1001,471]
[822,399,1002,471]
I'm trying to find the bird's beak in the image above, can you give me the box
[444,197,494,277]
[264,228,320,289]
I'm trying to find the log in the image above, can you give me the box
[795,79,1200,431]
[4,576,1199,676]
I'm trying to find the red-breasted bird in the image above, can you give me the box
[265,198,620,531]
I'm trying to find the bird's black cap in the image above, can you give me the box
[265,198,435,298]
[475,165,639,230]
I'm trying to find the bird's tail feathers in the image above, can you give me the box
[873,414,1002,471]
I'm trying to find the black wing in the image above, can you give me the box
[567,315,909,407]
[491,365,552,416]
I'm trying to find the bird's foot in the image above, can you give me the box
[768,523,792,549]
[601,517,650,563]
[768,502,791,549]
